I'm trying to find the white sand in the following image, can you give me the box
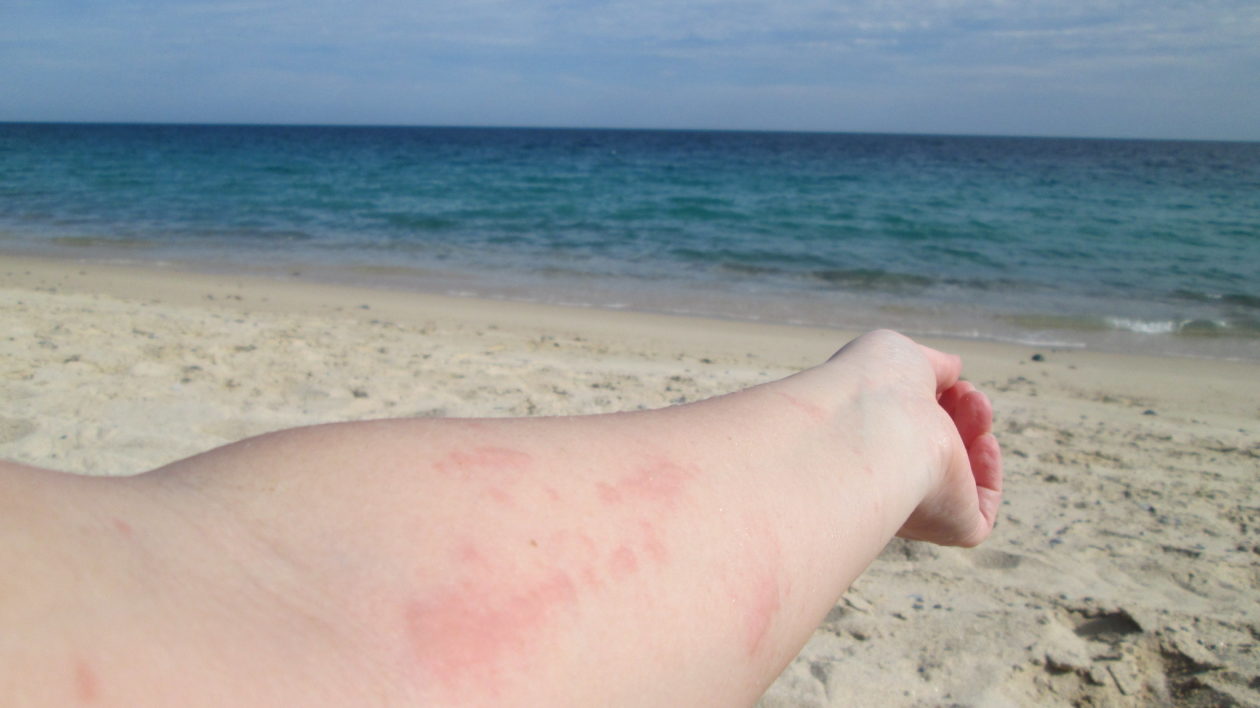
[3,254,1258,706]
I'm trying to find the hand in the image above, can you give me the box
[896,341,1003,547]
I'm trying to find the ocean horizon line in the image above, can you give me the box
[3,120,1256,146]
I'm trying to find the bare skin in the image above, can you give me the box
[0,330,1001,706]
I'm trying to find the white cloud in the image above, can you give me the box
[2,0,1257,138]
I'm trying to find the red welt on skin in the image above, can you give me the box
[486,487,515,506]
[609,545,639,579]
[638,520,669,565]
[725,513,785,658]
[743,573,782,657]
[775,392,827,423]
[454,541,486,566]
[620,460,691,503]
[580,566,603,590]
[434,446,533,478]
[597,458,694,508]
[596,482,621,505]
[74,658,99,703]
[405,571,579,694]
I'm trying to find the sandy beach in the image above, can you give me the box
[2,253,1258,706]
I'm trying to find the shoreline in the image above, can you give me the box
[3,252,1259,705]
[0,251,858,365]
[4,246,1258,363]
[4,251,1258,420]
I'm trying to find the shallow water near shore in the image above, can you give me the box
[2,123,1258,359]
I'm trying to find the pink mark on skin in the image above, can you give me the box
[743,574,782,657]
[775,392,827,423]
[723,514,786,658]
[597,458,694,509]
[609,545,639,579]
[74,659,99,703]
[622,460,692,503]
[486,487,515,507]
[454,541,487,566]
[544,485,562,503]
[577,533,597,559]
[111,518,132,538]
[596,482,621,506]
[405,571,579,695]
[434,446,533,478]
[580,566,603,590]
[637,520,669,565]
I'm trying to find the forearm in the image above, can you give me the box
[0,330,994,707]
[207,366,936,705]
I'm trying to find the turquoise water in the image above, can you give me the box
[2,123,1258,358]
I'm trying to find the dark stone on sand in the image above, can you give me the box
[1031,353,1045,362]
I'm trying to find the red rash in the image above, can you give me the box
[434,446,533,478]
[454,541,486,566]
[595,458,690,569]
[409,453,697,693]
[609,545,639,579]
[580,566,603,591]
[743,573,782,657]
[775,392,827,423]
[406,571,579,695]
[596,482,621,505]
[637,520,669,565]
[728,515,786,658]
[433,445,535,506]
[486,487,515,506]
[597,458,694,508]
[74,658,99,703]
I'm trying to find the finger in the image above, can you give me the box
[917,344,962,396]
[938,380,975,417]
[950,388,992,445]
[952,433,1003,547]
[969,433,1003,529]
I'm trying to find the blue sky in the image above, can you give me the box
[4,0,1258,140]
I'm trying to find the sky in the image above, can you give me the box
[3,0,1259,141]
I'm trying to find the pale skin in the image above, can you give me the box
[0,330,1001,706]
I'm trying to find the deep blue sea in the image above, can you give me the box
[2,123,1258,359]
